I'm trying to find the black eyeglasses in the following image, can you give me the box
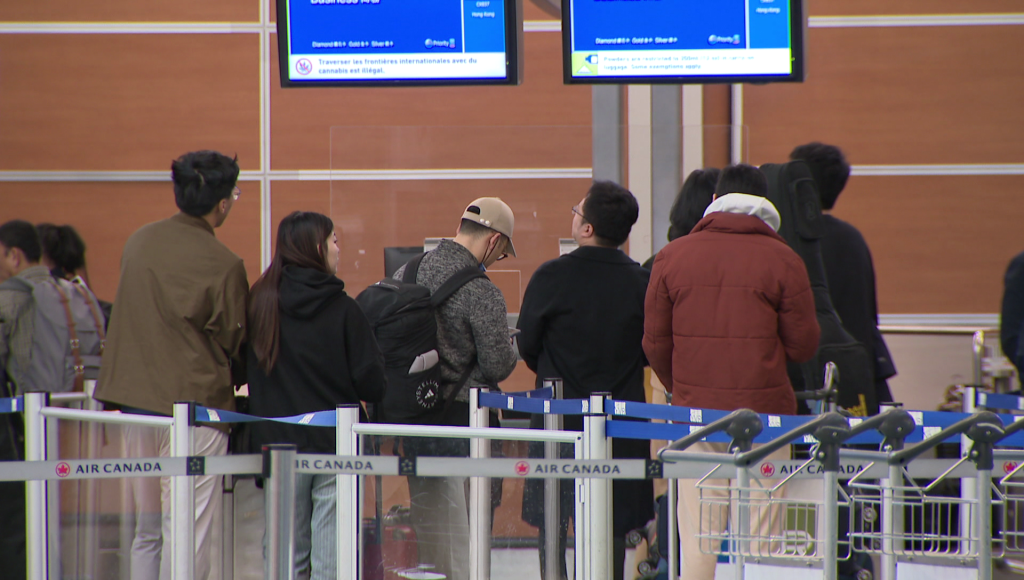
[572,205,587,221]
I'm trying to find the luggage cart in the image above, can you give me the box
[659,409,853,580]
[993,416,1024,575]
[847,411,1005,580]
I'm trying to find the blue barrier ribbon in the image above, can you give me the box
[194,406,337,427]
[0,396,22,414]
[977,391,1024,412]
[479,392,589,415]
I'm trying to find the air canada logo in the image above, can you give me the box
[515,461,530,476]
[416,380,441,409]
[295,58,313,75]
[1005,461,1019,475]
[759,462,775,477]
[55,462,71,478]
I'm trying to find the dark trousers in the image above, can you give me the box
[0,412,26,580]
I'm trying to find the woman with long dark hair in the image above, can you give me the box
[246,211,386,580]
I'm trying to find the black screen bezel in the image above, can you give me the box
[560,0,806,85]
[277,0,522,88]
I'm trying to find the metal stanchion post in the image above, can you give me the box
[469,387,491,580]
[666,478,677,580]
[573,435,585,580]
[543,379,564,580]
[337,404,360,580]
[171,401,196,580]
[961,385,978,558]
[264,444,297,580]
[585,393,612,580]
[82,381,102,580]
[46,398,61,578]
[878,402,904,580]
[25,391,49,580]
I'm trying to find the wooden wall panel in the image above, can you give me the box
[0,34,261,171]
[270,32,591,170]
[742,26,1024,166]
[702,85,732,169]
[0,181,262,301]
[833,175,1024,314]
[0,0,257,22]
[809,0,1022,16]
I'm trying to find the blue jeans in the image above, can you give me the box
[266,473,337,580]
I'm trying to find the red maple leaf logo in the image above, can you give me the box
[759,462,776,477]
[1004,461,1019,475]
[55,462,71,478]
[515,461,530,476]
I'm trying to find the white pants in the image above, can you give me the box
[123,424,227,580]
[676,442,791,580]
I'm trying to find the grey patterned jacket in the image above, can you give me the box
[394,239,517,402]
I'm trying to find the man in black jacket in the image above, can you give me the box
[790,143,896,406]
[517,181,654,580]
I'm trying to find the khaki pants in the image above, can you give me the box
[123,424,227,580]
[676,442,790,580]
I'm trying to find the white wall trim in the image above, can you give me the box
[7,164,1024,182]
[0,22,268,34]
[880,314,1000,328]
[852,164,1024,176]
[524,20,561,33]
[810,14,1024,28]
[0,168,593,182]
[1,15,1021,36]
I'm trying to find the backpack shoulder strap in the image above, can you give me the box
[69,279,107,354]
[402,253,427,284]
[45,278,86,391]
[430,267,487,308]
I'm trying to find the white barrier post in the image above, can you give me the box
[543,379,564,580]
[264,444,297,580]
[45,397,61,578]
[337,404,360,580]
[961,383,978,558]
[666,479,678,580]
[82,381,102,580]
[469,387,492,580]
[585,393,612,580]
[171,401,196,580]
[573,433,585,580]
[24,391,49,580]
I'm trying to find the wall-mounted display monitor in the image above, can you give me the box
[562,0,806,85]
[278,0,523,87]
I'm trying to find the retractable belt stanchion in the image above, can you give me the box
[264,444,298,580]
[542,379,563,580]
[171,401,196,580]
[584,393,612,580]
[469,387,491,580]
[82,381,103,580]
[25,391,49,580]
[337,404,360,580]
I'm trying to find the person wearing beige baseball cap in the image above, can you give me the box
[452,197,516,269]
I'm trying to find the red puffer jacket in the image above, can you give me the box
[643,210,820,415]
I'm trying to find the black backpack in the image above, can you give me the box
[760,161,878,416]
[355,253,486,424]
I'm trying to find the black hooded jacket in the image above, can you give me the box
[247,266,386,453]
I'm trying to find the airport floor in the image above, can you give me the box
[65,477,1024,579]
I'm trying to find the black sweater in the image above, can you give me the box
[247,266,386,453]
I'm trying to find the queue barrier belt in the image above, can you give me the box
[1,396,21,413]
[0,453,986,482]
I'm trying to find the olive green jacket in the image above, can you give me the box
[95,213,248,415]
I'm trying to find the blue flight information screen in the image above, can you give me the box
[565,0,800,82]
[280,0,512,84]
